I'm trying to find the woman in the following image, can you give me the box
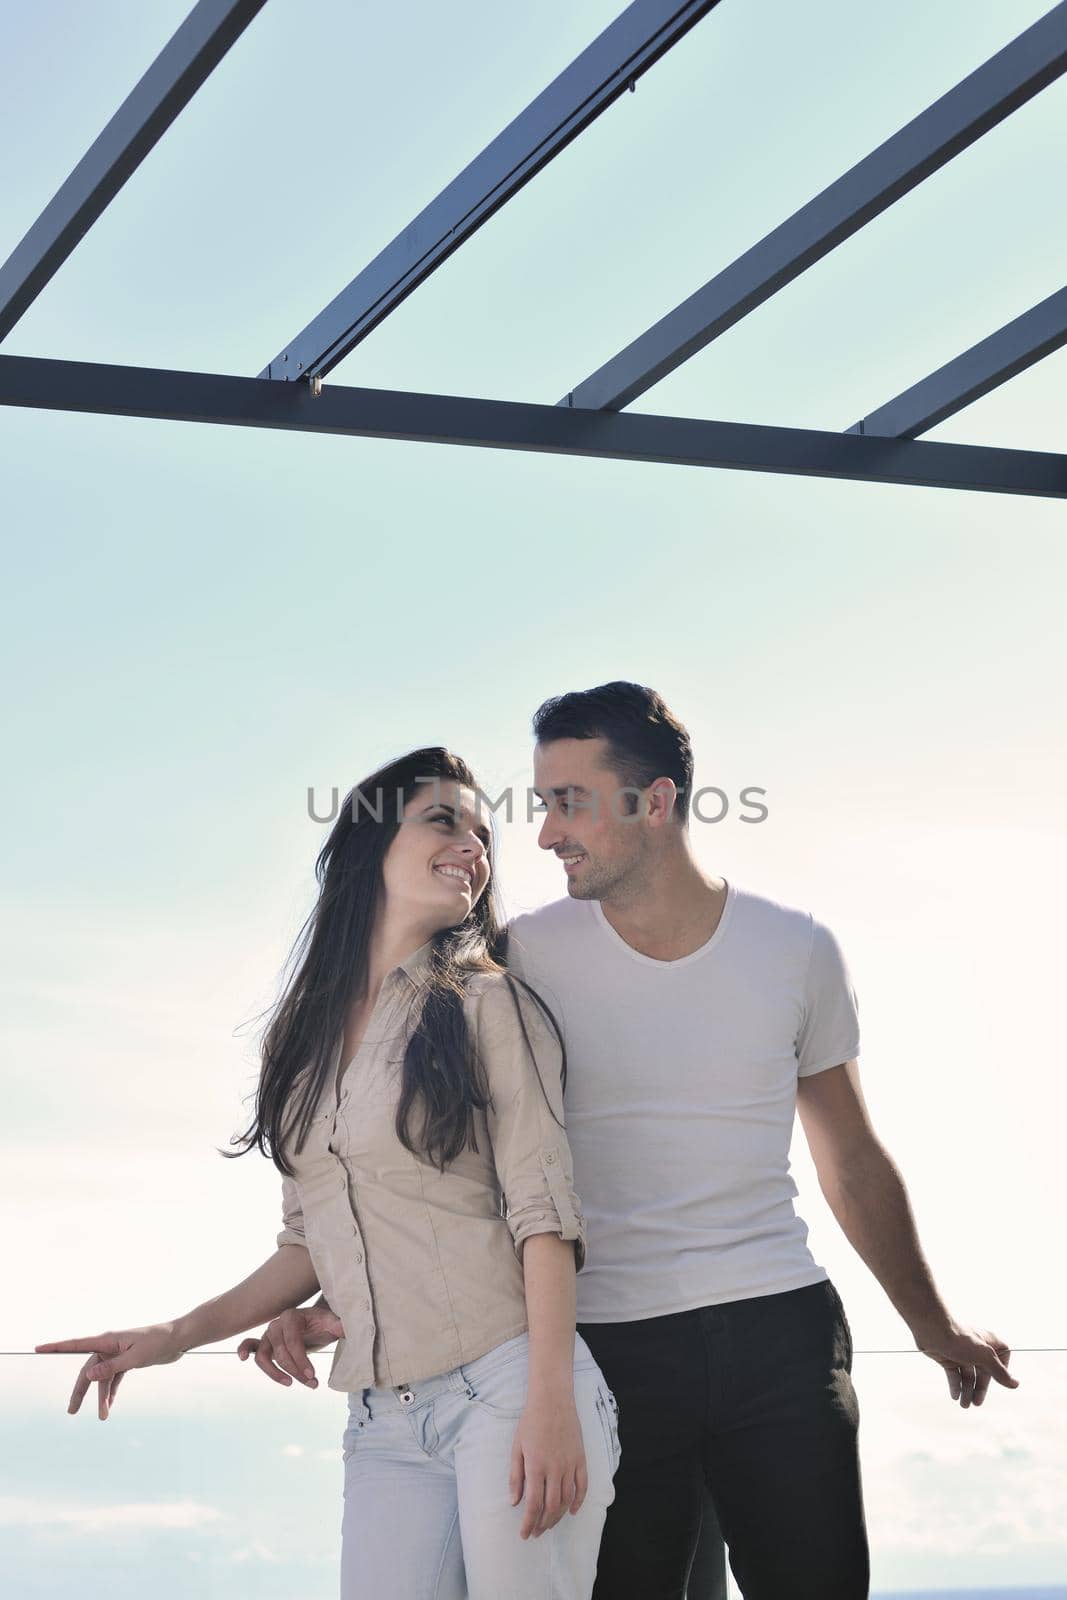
[35,746,622,1599]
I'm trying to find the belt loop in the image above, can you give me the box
[454,1360,475,1400]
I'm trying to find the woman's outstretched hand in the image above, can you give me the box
[34,1324,184,1419]
[237,1304,345,1389]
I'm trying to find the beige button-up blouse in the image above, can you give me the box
[274,938,587,1392]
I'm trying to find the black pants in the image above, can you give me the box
[577,1279,869,1600]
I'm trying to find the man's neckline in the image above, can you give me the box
[589,880,736,969]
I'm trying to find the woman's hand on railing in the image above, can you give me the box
[237,1304,345,1389]
[34,1324,184,1419]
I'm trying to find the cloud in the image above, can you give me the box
[228,1541,280,1563]
[868,1440,1067,1556]
[0,1494,227,1535]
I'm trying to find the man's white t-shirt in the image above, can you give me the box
[505,880,861,1323]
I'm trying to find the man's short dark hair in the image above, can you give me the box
[532,681,694,825]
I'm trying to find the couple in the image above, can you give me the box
[36,682,1017,1599]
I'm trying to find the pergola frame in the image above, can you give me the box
[1,0,1065,498]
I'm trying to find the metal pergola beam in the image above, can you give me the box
[846,283,1067,438]
[2,353,1064,499]
[0,0,268,344]
[562,1,1067,412]
[258,0,723,383]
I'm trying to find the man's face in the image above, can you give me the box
[532,737,649,901]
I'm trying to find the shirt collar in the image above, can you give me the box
[393,937,438,986]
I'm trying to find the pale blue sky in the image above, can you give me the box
[2,2,1066,1594]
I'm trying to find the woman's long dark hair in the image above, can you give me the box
[219,746,566,1178]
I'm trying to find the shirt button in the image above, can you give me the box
[544,1151,557,1164]
[355,1252,364,1263]
[364,1299,371,1310]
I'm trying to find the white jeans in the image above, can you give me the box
[339,1330,621,1599]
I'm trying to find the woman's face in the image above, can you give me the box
[381,779,491,933]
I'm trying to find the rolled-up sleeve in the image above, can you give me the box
[276,1173,309,1250]
[472,975,587,1273]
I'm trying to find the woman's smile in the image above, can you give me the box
[434,863,474,889]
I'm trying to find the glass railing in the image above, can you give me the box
[4,1348,1064,1599]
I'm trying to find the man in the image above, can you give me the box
[246,682,1017,1599]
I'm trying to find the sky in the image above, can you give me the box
[1,1,1066,1595]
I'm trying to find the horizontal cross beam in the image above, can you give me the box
[563,1,1067,411]
[847,283,1067,438]
[259,0,722,382]
[2,353,1064,498]
[0,0,268,343]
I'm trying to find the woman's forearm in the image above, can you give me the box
[521,1232,577,1399]
[169,1245,320,1354]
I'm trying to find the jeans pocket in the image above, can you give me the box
[594,1384,622,1474]
[826,1280,854,1368]
[341,1419,364,1463]
[462,1346,528,1420]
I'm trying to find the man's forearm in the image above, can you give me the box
[170,1245,320,1353]
[822,1144,951,1335]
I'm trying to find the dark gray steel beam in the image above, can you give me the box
[2,354,1064,499]
[258,0,723,383]
[0,0,268,342]
[847,284,1067,438]
[563,1,1067,411]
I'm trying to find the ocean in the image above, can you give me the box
[871,1590,1067,1599]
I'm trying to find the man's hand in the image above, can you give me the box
[237,1305,344,1389]
[910,1316,1019,1407]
